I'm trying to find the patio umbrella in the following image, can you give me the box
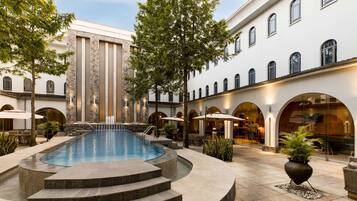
[193,113,244,121]
[0,109,44,119]
[161,117,184,122]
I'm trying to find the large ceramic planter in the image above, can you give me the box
[284,160,313,185]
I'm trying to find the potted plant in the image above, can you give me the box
[38,121,61,141]
[280,126,320,185]
[163,124,177,139]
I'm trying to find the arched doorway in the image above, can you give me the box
[36,108,66,131]
[0,105,14,131]
[233,102,265,145]
[278,93,354,159]
[188,110,199,134]
[148,112,167,128]
[207,106,221,114]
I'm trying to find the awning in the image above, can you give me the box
[0,109,44,119]
[193,113,244,121]
[161,117,184,122]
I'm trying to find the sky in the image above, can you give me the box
[54,0,246,31]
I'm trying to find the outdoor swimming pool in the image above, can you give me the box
[41,130,165,166]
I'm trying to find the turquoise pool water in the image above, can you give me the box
[41,130,165,166]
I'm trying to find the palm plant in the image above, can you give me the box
[280,126,321,163]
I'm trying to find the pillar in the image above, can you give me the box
[224,120,233,139]
[199,120,205,136]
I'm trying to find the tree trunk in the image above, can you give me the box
[30,64,37,146]
[183,67,189,148]
[154,84,159,136]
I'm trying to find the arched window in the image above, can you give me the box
[64,82,67,95]
[187,92,190,101]
[206,85,209,97]
[179,93,183,102]
[206,62,210,71]
[199,88,202,99]
[235,74,240,88]
[24,78,32,92]
[321,39,337,66]
[3,77,12,91]
[169,92,173,102]
[46,80,55,94]
[268,14,277,36]
[248,69,256,85]
[268,61,276,80]
[223,78,228,91]
[290,0,301,24]
[156,92,161,101]
[249,27,256,46]
[235,37,241,53]
[290,52,301,74]
[193,90,196,100]
[193,70,196,77]
[214,82,218,94]
[224,45,229,59]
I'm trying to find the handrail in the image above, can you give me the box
[141,126,156,141]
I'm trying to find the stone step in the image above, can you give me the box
[132,190,182,201]
[44,160,162,189]
[169,142,183,150]
[28,177,171,201]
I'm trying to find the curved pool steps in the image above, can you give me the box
[28,161,182,201]
[44,160,162,189]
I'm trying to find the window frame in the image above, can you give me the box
[199,88,202,99]
[290,0,301,25]
[248,69,256,85]
[235,37,241,54]
[321,0,337,8]
[235,74,240,89]
[24,78,32,92]
[3,76,12,91]
[206,85,209,97]
[223,78,228,92]
[249,27,256,47]
[321,39,337,66]
[267,61,277,80]
[46,80,55,94]
[268,13,277,37]
[290,52,301,74]
[214,82,218,95]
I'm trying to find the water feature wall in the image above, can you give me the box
[65,122,148,135]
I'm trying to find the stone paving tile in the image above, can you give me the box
[228,145,351,201]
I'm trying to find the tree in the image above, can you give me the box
[127,0,179,129]
[0,0,74,146]
[165,0,231,147]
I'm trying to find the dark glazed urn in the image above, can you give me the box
[284,160,313,185]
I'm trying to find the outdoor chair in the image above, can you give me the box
[343,157,357,200]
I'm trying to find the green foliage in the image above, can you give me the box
[163,124,177,135]
[203,138,233,162]
[130,0,232,147]
[38,121,61,133]
[0,132,18,156]
[0,0,74,146]
[280,126,321,163]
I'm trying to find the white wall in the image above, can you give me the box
[188,0,357,95]
[187,62,357,156]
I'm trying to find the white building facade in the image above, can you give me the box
[186,0,357,158]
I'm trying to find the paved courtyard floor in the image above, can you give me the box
[191,145,353,201]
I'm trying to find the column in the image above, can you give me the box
[224,120,233,139]
[199,120,205,136]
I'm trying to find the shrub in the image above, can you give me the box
[38,121,61,140]
[163,124,177,138]
[0,132,18,156]
[203,137,233,162]
[280,126,321,163]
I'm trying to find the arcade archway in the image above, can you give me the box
[148,112,167,128]
[36,108,66,131]
[232,102,265,145]
[0,105,14,131]
[278,93,354,158]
